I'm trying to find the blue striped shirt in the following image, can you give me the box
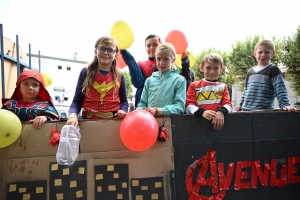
[239,64,290,110]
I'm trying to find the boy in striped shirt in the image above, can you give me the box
[236,39,296,112]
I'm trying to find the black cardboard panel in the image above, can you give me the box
[49,161,87,200]
[252,112,300,140]
[173,141,254,200]
[7,180,47,200]
[131,177,164,200]
[94,164,129,200]
[171,113,253,143]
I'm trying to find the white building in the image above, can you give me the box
[30,56,87,110]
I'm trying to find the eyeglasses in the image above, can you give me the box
[97,46,116,55]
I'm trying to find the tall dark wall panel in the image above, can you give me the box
[171,112,300,200]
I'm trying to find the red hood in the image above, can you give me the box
[2,70,56,109]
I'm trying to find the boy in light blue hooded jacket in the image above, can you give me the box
[137,43,186,116]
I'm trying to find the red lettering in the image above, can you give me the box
[218,163,235,191]
[234,161,251,190]
[288,157,300,183]
[270,159,287,187]
[251,160,270,188]
[186,149,225,200]
[186,150,300,198]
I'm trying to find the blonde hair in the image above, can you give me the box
[254,39,275,51]
[200,53,224,68]
[155,43,177,70]
[83,36,121,95]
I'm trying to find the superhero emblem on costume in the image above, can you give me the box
[3,100,58,121]
[196,90,224,101]
[92,81,120,104]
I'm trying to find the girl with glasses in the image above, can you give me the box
[67,36,128,128]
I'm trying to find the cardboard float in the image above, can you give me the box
[0,112,299,200]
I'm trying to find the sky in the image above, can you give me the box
[1,0,300,63]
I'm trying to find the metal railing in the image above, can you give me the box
[0,23,88,98]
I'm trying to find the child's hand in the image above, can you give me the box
[181,52,188,59]
[282,106,297,112]
[30,116,47,129]
[145,107,157,116]
[66,116,78,129]
[202,110,217,121]
[235,107,242,112]
[212,111,224,130]
[114,110,127,118]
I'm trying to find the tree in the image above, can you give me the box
[282,26,300,96]
[229,35,283,90]
[191,48,235,85]
[123,70,133,99]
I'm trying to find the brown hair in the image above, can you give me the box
[200,53,224,68]
[82,36,121,95]
[254,39,275,51]
[145,34,162,45]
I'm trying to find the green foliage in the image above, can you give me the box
[229,35,283,90]
[123,70,133,99]
[282,26,300,96]
[191,48,236,86]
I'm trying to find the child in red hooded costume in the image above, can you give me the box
[1,70,59,129]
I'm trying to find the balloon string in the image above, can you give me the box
[161,118,175,134]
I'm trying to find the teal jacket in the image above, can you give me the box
[137,70,186,115]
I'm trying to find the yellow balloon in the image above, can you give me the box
[187,50,196,67]
[174,50,196,69]
[0,109,22,148]
[175,54,182,69]
[41,72,53,87]
[110,21,134,49]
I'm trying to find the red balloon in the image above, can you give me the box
[120,110,158,151]
[165,30,188,54]
[116,54,126,68]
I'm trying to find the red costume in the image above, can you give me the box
[82,71,121,118]
[137,60,157,79]
[1,70,59,121]
[186,79,232,114]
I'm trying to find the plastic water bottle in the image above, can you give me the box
[56,125,81,166]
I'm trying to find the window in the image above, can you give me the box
[66,66,71,71]
[57,65,62,70]
[64,97,69,101]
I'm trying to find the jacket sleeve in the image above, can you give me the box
[69,68,86,115]
[160,77,186,115]
[120,50,146,88]
[220,84,233,113]
[181,57,193,89]
[119,73,129,112]
[185,82,199,114]
[44,105,59,120]
[136,79,149,110]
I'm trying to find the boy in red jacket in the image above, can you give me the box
[186,53,232,130]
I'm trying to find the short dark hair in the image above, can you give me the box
[145,34,162,43]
